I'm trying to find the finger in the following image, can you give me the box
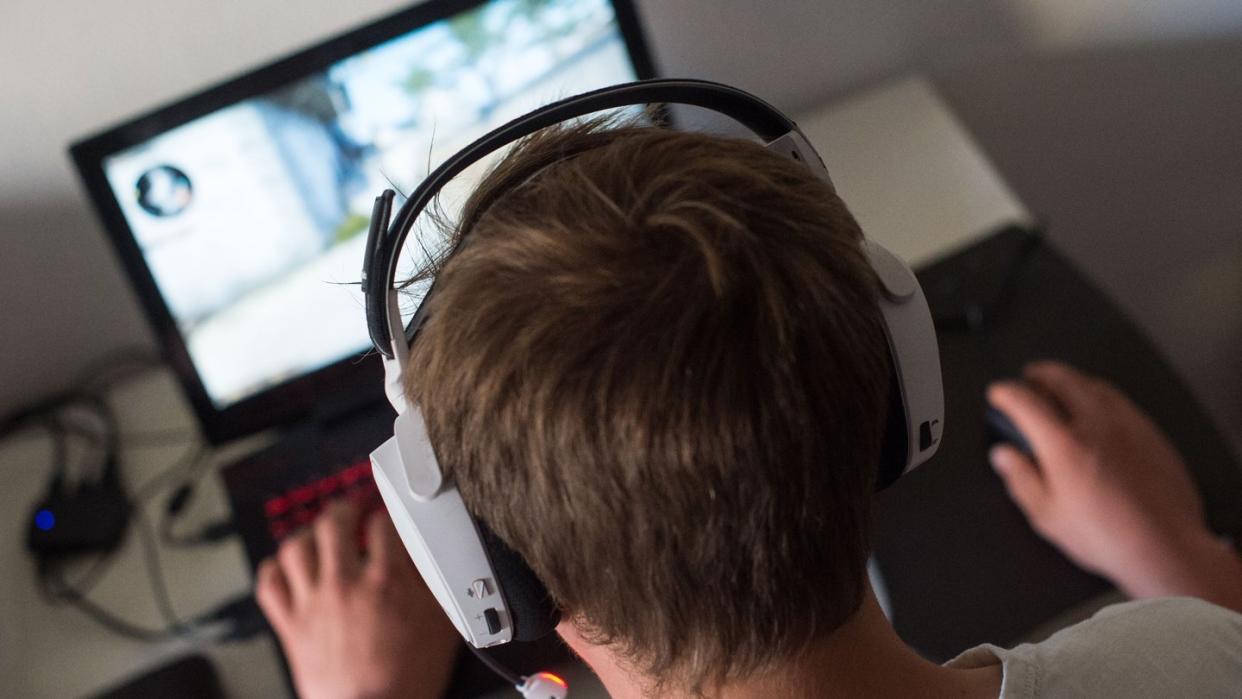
[987,380,1074,460]
[365,509,409,577]
[277,528,318,601]
[254,558,292,630]
[315,500,363,582]
[1022,361,1104,420]
[1085,372,1133,410]
[990,445,1049,520]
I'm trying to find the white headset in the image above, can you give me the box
[361,79,943,697]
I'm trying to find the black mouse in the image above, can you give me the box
[985,406,1035,461]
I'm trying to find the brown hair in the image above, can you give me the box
[402,121,890,693]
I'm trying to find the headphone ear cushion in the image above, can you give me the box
[476,518,560,641]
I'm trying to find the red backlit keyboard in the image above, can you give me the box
[261,459,382,542]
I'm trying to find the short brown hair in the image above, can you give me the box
[403,122,890,693]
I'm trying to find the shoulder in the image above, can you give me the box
[1057,596,1242,657]
[1056,596,1242,640]
[953,598,1242,698]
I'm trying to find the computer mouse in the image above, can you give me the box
[985,406,1036,461]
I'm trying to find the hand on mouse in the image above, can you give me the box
[987,360,1242,609]
[255,499,459,699]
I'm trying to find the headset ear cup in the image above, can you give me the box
[875,368,909,491]
[865,240,945,482]
[475,518,560,641]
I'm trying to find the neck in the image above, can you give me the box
[558,582,1000,699]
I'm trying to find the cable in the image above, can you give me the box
[133,504,195,637]
[37,561,181,643]
[44,549,118,601]
[0,347,159,445]
[9,350,256,645]
[160,516,236,549]
[13,398,199,642]
[200,596,266,643]
[32,487,198,642]
[56,413,195,449]
[73,347,163,394]
[469,646,524,687]
[120,427,199,447]
[151,445,237,548]
[38,506,254,645]
[36,497,205,643]
[133,443,210,504]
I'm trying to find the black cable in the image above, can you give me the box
[74,347,163,394]
[83,394,120,483]
[120,427,198,447]
[161,515,236,549]
[0,347,158,444]
[202,596,266,643]
[16,406,200,642]
[56,413,195,449]
[133,504,195,637]
[133,443,210,504]
[45,416,71,484]
[32,484,198,643]
[468,646,524,687]
[9,350,255,644]
[36,500,204,643]
[39,505,252,645]
[44,549,119,601]
[37,561,180,643]
[152,445,236,548]
[6,394,116,484]
[0,393,80,442]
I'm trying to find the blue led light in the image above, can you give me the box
[35,509,55,532]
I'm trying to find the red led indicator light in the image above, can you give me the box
[539,672,567,688]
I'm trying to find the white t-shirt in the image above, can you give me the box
[946,597,1242,697]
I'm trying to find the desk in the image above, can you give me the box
[0,371,288,698]
[872,228,1242,660]
[796,77,1031,266]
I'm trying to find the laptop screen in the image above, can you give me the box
[93,0,642,411]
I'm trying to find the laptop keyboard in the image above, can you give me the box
[260,459,382,542]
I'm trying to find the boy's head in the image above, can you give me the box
[402,122,891,692]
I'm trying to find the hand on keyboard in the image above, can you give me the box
[255,499,460,699]
[262,460,382,543]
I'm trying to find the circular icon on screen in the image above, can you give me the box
[135,165,193,217]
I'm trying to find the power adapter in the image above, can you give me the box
[26,475,130,559]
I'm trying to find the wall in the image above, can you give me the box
[2,0,1242,422]
[1,0,410,412]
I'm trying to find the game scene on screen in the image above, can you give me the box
[102,0,636,408]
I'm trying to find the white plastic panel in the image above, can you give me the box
[372,436,513,648]
[864,240,944,473]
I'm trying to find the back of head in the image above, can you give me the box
[403,122,891,694]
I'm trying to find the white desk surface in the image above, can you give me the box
[798,76,1031,264]
[0,76,1030,698]
[0,371,287,698]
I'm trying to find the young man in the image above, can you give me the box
[256,124,1242,698]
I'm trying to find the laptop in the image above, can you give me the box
[69,0,656,694]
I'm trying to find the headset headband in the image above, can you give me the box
[362,79,827,360]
